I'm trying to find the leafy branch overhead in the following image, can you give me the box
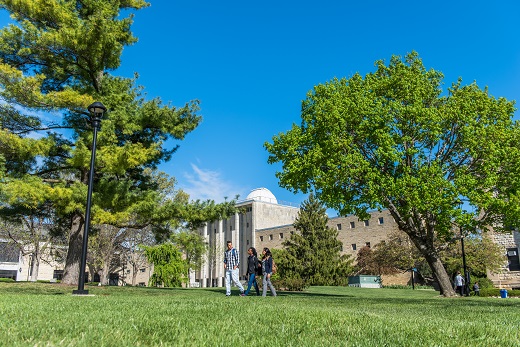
[0,0,233,285]
[266,51,519,296]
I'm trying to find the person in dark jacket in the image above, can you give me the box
[242,247,260,296]
[261,247,277,297]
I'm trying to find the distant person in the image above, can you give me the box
[473,281,480,296]
[261,247,277,297]
[223,241,244,296]
[454,271,464,296]
[242,247,260,296]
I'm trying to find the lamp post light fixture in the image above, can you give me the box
[73,101,106,295]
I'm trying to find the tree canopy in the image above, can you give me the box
[0,0,236,285]
[265,52,519,296]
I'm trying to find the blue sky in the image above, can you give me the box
[2,1,520,213]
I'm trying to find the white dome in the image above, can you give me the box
[246,187,277,204]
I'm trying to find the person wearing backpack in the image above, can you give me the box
[223,240,245,296]
[242,247,261,296]
[261,247,277,297]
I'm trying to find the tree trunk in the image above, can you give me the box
[387,204,456,297]
[423,251,455,296]
[30,254,40,282]
[100,262,110,285]
[408,234,456,297]
[61,215,84,285]
[132,270,138,286]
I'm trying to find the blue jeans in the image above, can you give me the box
[225,268,244,295]
[244,273,260,296]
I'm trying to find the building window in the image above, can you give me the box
[0,242,19,262]
[352,244,357,250]
[140,268,146,272]
[269,235,273,241]
[53,270,64,280]
[260,236,264,242]
[366,242,371,248]
[279,233,284,239]
[378,217,384,224]
[246,222,249,228]
[364,220,369,227]
[340,245,343,252]
[138,282,145,287]
[246,239,249,245]
[230,226,233,231]
[337,224,342,231]
[214,228,217,233]
[507,248,520,271]
[350,221,355,229]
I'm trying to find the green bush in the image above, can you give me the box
[470,276,494,290]
[383,284,409,290]
[383,284,435,290]
[272,277,308,291]
[479,288,520,297]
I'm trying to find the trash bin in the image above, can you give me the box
[500,289,508,298]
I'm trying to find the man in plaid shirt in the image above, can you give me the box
[224,240,245,296]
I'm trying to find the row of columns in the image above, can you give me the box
[200,211,242,288]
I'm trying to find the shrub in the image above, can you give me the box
[272,277,308,291]
[470,276,494,290]
[479,288,520,297]
[383,284,435,290]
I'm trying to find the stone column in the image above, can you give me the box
[201,223,208,288]
[217,219,224,287]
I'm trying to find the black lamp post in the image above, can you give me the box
[73,101,106,295]
[460,226,470,296]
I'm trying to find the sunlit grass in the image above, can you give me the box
[1,283,519,346]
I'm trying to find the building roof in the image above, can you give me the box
[245,187,277,204]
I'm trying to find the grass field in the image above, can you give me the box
[1,282,519,346]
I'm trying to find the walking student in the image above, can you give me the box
[223,240,244,296]
[454,271,464,296]
[261,247,277,297]
[242,247,260,296]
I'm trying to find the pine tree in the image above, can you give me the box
[0,1,236,285]
[280,194,353,286]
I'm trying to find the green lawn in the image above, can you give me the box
[0,282,519,346]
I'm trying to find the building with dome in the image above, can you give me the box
[194,188,401,288]
[195,188,300,287]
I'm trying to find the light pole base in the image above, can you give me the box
[72,289,90,295]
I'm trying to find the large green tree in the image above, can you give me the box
[265,52,520,296]
[277,194,353,286]
[0,1,234,285]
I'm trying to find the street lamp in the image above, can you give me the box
[460,226,470,296]
[73,101,106,295]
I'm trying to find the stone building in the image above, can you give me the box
[487,229,520,289]
[0,238,152,286]
[256,210,399,258]
[195,188,301,287]
[195,187,402,287]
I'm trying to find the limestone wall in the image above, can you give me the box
[487,230,520,289]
